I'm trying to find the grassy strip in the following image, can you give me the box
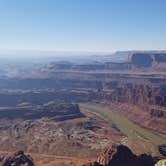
[80,103,166,145]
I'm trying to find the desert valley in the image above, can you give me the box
[0,52,165,166]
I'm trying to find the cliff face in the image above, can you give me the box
[100,82,166,134]
[129,53,153,67]
[128,53,166,69]
[105,84,166,106]
[0,102,84,121]
[0,77,165,108]
[154,54,166,62]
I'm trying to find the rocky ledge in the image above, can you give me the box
[0,102,84,121]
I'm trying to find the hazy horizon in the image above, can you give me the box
[0,49,166,57]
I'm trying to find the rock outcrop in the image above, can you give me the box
[0,151,34,166]
[128,52,166,67]
[83,144,156,166]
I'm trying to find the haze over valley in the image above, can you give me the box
[0,51,165,166]
[0,0,166,165]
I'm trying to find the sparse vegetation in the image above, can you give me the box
[80,103,166,154]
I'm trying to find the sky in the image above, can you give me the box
[0,0,166,52]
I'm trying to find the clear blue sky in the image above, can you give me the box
[0,0,166,52]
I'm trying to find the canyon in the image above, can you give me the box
[0,52,165,165]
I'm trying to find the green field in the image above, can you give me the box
[80,103,166,154]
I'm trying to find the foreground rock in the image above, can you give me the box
[155,159,166,166]
[0,151,34,166]
[159,145,166,157]
[83,144,156,166]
